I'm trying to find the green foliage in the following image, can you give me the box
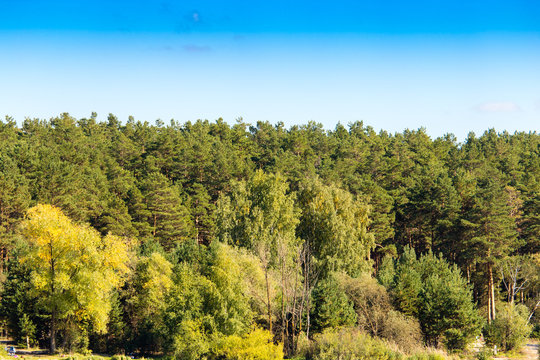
[168,319,210,360]
[310,273,357,332]
[203,243,259,336]
[392,247,422,317]
[162,243,267,358]
[64,356,107,360]
[386,249,482,350]
[18,313,36,348]
[308,327,404,360]
[377,254,396,289]
[484,303,532,351]
[0,116,538,357]
[140,172,195,249]
[418,255,483,349]
[338,272,422,352]
[216,170,300,339]
[297,178,375,277]
[216,169,299,259]
[126,252,173,352]
[475,347,493,360]
[111,355,132,360]
[406,353,446,360]
[530,323,540,339]
[0,152,31,234]
[0,250,45,348]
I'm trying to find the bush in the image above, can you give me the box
[381,310,423,353]
[337,272,423,352]
[406,354,446,360]
[475,347,493,360]
[111,355,131,360]
[65,356,106,360]
[214,327,284,360]
[308,327,404,360]
[530,323,540,339]
[484,303,532,351]
[294,331,311,360]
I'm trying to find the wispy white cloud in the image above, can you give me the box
[475,101,521,113]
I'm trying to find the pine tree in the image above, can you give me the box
[141,173,195,250]
[461,167,519,322]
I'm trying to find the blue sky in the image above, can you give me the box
[1,0,539,140]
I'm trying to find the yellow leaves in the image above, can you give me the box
[141,252,173,294]
[131,252,173,318]
[215,327,284,360]
[20,204,131,333]
[101,234,132,281]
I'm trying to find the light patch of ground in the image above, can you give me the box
[493,340,538,360]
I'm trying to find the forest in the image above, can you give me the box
[0,113,539,360]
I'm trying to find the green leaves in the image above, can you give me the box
[140,172,194,249]
[297,178,375,277]
[383,248,482,349]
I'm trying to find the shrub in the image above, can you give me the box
[475,347,493,360]
[308,327,404,360]
[214,327,284,360]
[407,354,446,360]
[530,323,540,339]
[381,310,423,353]
[65,356,106,360]
[111,355,131,360]
[484,303,532,351]
[294,331,311,360]
[338,272,423,352]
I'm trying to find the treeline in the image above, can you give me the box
[0,113,539,359]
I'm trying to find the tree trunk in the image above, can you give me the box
[290,266,299,354]
[487,263,492,323]
[265,268,272,333]
[489,264,496,320]
[306,295,311,338]
[487,291,492,323]
[281,260,286,345]
[50,309,56,353]
[50,245,57,354]
[509,282,514,305]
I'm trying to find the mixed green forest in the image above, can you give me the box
[0,113,539,360]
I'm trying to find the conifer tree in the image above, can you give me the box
[461,167,519,322]
[141,172,195,250]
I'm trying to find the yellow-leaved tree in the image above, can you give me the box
[20,204,131,353]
